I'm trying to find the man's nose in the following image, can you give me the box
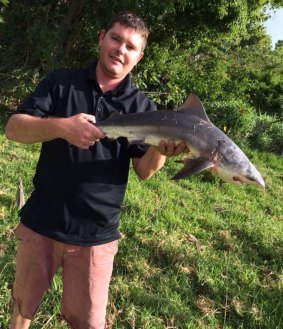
[116,43,126,55]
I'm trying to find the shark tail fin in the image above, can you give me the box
[172,158,214,180]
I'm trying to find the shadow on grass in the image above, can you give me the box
[112,228,283,329]
[0,193,15,208]
[0,105,12,133]
[232,227,283,266]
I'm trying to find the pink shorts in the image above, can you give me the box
[12,223,118,329]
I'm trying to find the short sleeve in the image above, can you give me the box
[16,72,57,117]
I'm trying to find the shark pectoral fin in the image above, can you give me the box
[171,158,214,180]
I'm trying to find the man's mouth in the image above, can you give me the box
[110,55,123,64]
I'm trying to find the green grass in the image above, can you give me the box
[0,109,282,328]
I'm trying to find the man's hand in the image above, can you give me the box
[132,140,188,180]
[158,140,188,157]
[5,113,105,148]
[63,114,105,149]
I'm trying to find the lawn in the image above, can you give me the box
[0,109,282,328]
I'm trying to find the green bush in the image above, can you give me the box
[205,100,282,154]
[206,99,257,142]
[248,114,283,154]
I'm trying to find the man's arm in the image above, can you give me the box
[5,113,104,149]
[132,140,187,180]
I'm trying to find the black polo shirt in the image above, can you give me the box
[16,62,156,246]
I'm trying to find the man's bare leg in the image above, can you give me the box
[10,303,31,329]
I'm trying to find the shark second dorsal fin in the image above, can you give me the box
[178,93,212,123]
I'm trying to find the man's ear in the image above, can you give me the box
[98,30,106,46]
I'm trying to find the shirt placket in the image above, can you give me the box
[95,95,104,121]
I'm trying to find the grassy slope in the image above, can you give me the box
[0,110,282,328]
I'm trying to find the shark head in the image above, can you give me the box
[213,162,265,188]
[212,144,266,188]
[173,154,265,189]
[173,94,265,189]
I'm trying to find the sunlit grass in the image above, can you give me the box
[0,110,282,328]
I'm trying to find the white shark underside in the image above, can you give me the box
[96,93,265,188]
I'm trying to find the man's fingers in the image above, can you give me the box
[84,114,96,124]
[159,140,188,157]
[86,115,105,139]
[166,140,176,155]
[174,142,188,156]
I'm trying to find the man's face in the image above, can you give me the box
[98,23,145,80]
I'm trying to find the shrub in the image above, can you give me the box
[206,99,257,143]
[248,114,283,154]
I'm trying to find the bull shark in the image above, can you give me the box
[96,93,265,188]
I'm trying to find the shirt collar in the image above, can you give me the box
[88,61,132,94]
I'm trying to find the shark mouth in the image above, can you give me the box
[233,176,244,185]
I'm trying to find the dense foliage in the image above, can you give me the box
[0,0,282,152]
[0,2,283,328]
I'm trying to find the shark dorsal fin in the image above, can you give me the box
[177,93,212,123]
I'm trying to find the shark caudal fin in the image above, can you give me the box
[177,93,212,124]
[172,158,214,180]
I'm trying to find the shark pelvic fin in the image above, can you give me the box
[171,158,214,180]
[177,93,212,124]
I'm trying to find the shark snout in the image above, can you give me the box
[247,173,265,188]
[232,173,265,189]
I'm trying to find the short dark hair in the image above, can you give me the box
[104,11,149,50]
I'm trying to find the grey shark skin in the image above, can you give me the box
[96,93,265,188]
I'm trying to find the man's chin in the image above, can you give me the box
[98,61,128,79]
[105,66,124,78]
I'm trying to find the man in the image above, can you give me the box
[5,11,186,329]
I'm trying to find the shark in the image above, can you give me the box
[96,93,265,188]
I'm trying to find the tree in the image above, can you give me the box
[0,0,282,153]
[0,0,8,23]
[1,0,281,71]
